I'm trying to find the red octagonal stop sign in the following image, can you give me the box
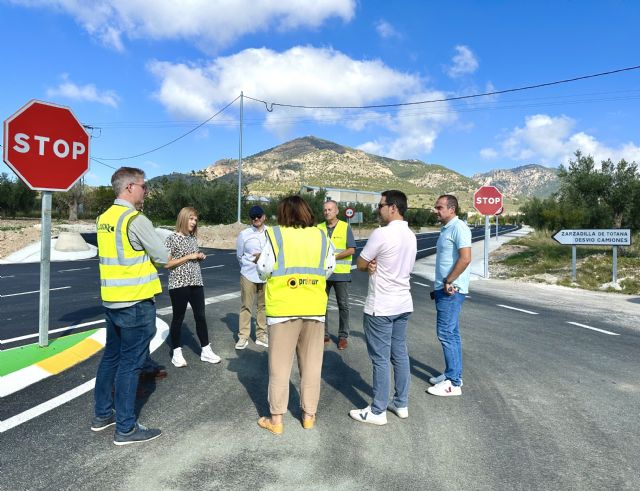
[3,100,89,191]
[474,185,503,215]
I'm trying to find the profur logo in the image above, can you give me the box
[287,277,319,288]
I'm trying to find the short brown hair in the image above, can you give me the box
[111,167,145,196]
[175,207,199,236]
[277,195,315,228]
[437,194,459,213]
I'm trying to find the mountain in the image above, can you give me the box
[197,136,479,208]
[472,164,559,198]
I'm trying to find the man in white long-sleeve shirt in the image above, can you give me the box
[235,205,269,349]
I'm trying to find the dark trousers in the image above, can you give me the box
[169,285,209,349]
[325,280,350,338]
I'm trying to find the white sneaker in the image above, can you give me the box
[235,337,249,350]
[387,404,408,419]
[349,406,387,426]
[171,347,187,368]
[200,344,221,364]
[255,335,269,348]
[429,373,463,386]
[427,379,462,397]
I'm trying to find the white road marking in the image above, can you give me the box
[0,286,71,298]
[1,319,105,345]
[156,291,241,315]
[417,246,437,253]
[0,318,169,433]
[413,282,429,287]
[58,267,90,273]
[201,265,224,270]
[497,304,539,315]
[566,321,619,336]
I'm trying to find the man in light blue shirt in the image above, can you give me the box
[428,194,471,397]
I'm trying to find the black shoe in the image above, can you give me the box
[91,410,116,432]
[113,422,162,446]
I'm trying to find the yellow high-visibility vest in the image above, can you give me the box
[97,204,161,302]
[265,226,329,317]
[318,220,352,274]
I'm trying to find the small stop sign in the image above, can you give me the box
[3,100,90,191]
[474,186,503,215]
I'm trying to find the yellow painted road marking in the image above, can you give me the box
[37,338,103,375]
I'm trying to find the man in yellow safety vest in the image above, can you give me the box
[91,167,169,446]
[318,200,356,350]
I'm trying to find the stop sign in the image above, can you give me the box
[3,100,89,191]
[474,186,503,215]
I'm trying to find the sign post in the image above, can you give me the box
[474,186,504,278]
[345,206,355,227]
[552,229,631,284]
[3,100,90,346]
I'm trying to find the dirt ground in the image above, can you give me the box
[0,219,379,259]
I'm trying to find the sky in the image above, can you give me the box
[1,0,640,187]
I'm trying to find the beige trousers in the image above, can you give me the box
[239,275,266,339]
[267,319,325,416]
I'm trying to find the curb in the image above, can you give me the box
[0,318,169,398]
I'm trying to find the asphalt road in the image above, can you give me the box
[0,226,515,348]
[1,226,639,490]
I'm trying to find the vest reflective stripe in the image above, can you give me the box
[265,226,328,317]
[97,205,162,302]
[318,220,352,274]
[100,273,160,287]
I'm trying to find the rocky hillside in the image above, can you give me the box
[198,136,479,208]
[156,136,560,212]
[472,164,559,198]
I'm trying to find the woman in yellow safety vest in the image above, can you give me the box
[255,195,335,434]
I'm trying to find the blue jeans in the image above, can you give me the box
[363,312,411,414]
[94,300,157,433]
[435,289,466,386]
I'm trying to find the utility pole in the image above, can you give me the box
[237,91,244,223]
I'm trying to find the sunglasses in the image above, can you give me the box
[377,203,392,209]
[250,215,263,220]
[129,182,148,191]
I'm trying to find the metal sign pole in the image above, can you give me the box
[571,245,577,282]
[496,214,499,241]
[484,214,489,278]
[39,191,52,347]
[612,246,618,283]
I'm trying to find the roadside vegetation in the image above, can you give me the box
[499,151,640,294]
[496,230,640,294]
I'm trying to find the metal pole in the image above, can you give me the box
[612,246,618,283]
[39,191,52,347]
[496,214,499,241]
[571,245,576,282]
[484,214,489,278]
[237,91,244,223]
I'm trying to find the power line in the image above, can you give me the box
[90,157,118,170]
[94,95,240,161]
[244,64,640,111]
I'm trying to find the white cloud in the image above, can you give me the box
[446,45,479,78]
[46,74,120,107]
[485,113,640,165]
[10,0,355,52]
[148,46,457,160]
[375,19,400,39]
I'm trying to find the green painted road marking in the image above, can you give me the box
[0,329,99,376]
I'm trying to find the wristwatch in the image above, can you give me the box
[443,277,449,285]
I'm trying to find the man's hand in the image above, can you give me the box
[367,259,377,275]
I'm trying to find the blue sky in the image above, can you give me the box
[1,0,639,186]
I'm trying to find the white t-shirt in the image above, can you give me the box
[360,220,417,316]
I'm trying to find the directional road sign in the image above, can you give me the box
[552,229,631,246]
